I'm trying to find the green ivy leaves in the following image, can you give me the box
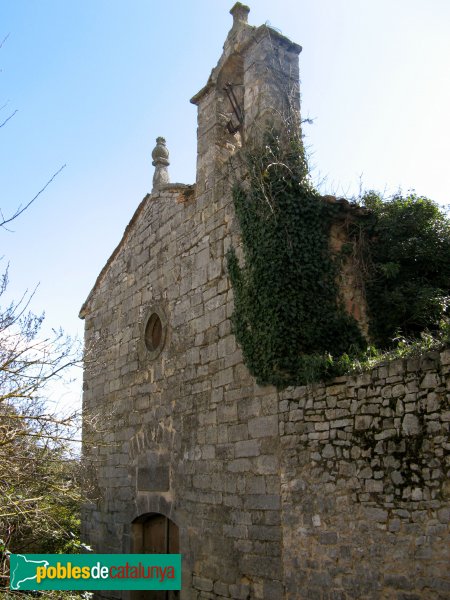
[227,139,450,387]
[227,135,365,388]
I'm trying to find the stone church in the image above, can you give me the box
[80,4,449,599]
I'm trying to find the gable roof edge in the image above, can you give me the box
[79,193,151,319]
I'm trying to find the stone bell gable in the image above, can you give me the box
[80,4,449,599]
[190,2,301,196]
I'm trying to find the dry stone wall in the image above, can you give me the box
[279,351,449,600]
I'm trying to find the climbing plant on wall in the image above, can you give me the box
[227,133,366,388]
[227,130,450,389]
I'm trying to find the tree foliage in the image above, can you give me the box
[0,415,83,555]
[362,192,450,347]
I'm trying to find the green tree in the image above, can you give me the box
[363,192,450,347]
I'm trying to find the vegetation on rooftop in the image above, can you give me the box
[227,131,450,388]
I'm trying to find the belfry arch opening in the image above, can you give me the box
[131,513,179,600]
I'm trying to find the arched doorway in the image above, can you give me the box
[131,513,180,600]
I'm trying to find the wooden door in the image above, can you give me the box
[131,514,180,600]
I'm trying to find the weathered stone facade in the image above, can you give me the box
[80,4,449,599]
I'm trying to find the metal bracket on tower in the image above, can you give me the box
[223,82,243,134]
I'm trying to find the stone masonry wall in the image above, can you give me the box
[81,169,449,599]
[279,350,450,599]
[81,176,287,600]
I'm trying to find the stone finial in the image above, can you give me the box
[152,136,170,192]
[230,2,250,26]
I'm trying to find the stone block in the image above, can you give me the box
[235,439,260,458]
[227,423,249,442]
[420,372,441,389]
[245,494,280,510]
[392,384,406,398]
[322,444,335,458]
[330,418,352,429]
[318,531,338,545]
[246,476,266,494]
[365,507,388,522]
[136,465,169,491]
[202,445,216,460]
[365,479,383,493]
[227,458,252,473]
[212,367,234,388]
[248,525,281,541]
[228,583,251,600]
[255,454,278,475]
[314,422,330,431]
[213,581,229,597]
[217,402,238,423]
[440,348,450,364]
[239,554,282,579]
[237,398,262,420]
[263,580,284,598]
[248,415,278,438]
[389,360,405,377]
[223,524,248,539]
[402,413,421,436]
[384,574,413,590]
[193,576,214,592]
[391,471,404,486]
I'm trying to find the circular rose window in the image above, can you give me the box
[139,306,167,362]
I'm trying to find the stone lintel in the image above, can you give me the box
[157,183,194,192]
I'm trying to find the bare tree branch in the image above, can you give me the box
[0,164,66,228]
[0,109,18,129]
[0,33,10,50]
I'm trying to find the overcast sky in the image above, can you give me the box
[1,0,449,408]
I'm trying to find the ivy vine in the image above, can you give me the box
[227,134,365,388]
